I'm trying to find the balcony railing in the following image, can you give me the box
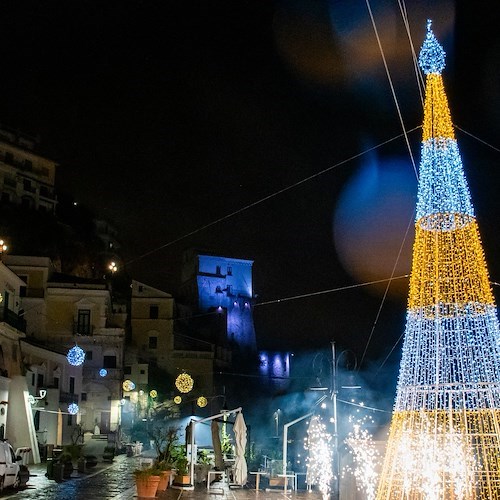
[73,322,93,335]
[0,307,26,332]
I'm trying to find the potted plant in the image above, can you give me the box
[173,456,190,486]
[102,446,115,462]
[56,452,74,479]
[133,467,161,498]
[155,460,175,491]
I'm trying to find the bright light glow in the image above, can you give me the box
[377,22,500,499]
[174,396,182,404]
[305,415,333,498]
[344,415,381,500]
[67,345,85,366]
[109,261,117,273]
[175,373,194,393]
[68,403,79,415]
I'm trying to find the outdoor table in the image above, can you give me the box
[277,473,297,492]
[249,470,268,490]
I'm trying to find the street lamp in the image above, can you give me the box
[0,239,8,260]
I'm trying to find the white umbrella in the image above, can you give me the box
[233,412,247,486]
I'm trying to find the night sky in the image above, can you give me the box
[1,1,500,364]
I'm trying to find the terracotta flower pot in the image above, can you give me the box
[135,475,160,498]
[157,470,173,491]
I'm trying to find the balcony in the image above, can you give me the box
[73,322,93,336]
[0,307,26,333]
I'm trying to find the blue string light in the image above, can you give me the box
[418,19,446,75]
[67,345,86,366]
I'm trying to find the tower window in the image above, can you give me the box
[149,305,159,319]
[149,336,158,349]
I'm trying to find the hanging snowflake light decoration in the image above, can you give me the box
[122,379,136,392]
[67,345,85,366]
[175,373,194,393]
[149,390,157,398]
[174,396,182,404]
[197,396,208,408]
[99,369,107,377]
[68,403,79,415]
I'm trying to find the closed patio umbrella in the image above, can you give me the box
[233,412,247,486]
[211,420,224,470]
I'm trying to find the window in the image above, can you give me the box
[31,373,35,386]
[138,285,143,292]
[69,377,75,394]
[227,266,232,275]
[77,309,91,335]
[103,356,116,369]
[86,351,93,360]
[149,305,159,319]
[68,415,73,426]
[34,411,40,431]
[140,369,145,375]
[149,336,158,349]
[124,366,131,375]
[81,393,87,401]
[53,377,59,389]
[216,265,221,275]
[37,374,44,388]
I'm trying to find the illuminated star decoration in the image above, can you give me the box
[99,369,107,377]
[377,21,500,499]
[67,345,85,366]
[304,415,333,498]
[175,373,194,393]
[68,403,79,415]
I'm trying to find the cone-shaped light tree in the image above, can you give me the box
[376,21,500,499]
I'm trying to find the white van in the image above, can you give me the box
[0,440,28,491]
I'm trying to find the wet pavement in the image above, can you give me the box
[0,454,323,500]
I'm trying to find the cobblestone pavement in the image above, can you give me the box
[0,455,323,500]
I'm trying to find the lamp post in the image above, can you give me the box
[331,341,339,500]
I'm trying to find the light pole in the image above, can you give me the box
[331,341,339,500]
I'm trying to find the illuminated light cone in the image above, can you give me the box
[376,21,500,499]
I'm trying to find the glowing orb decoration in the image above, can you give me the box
[174,396,182,404]
[122,379,135,392]
[175,373,194,393]
[68,403,79,415]
[149,390,157,398]
[99,368,107,377]
[67,345,86,366]
[197,396,208,408]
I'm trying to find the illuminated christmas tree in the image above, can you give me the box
[376,21,500,499]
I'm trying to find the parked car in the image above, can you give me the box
[0,440,29,491]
